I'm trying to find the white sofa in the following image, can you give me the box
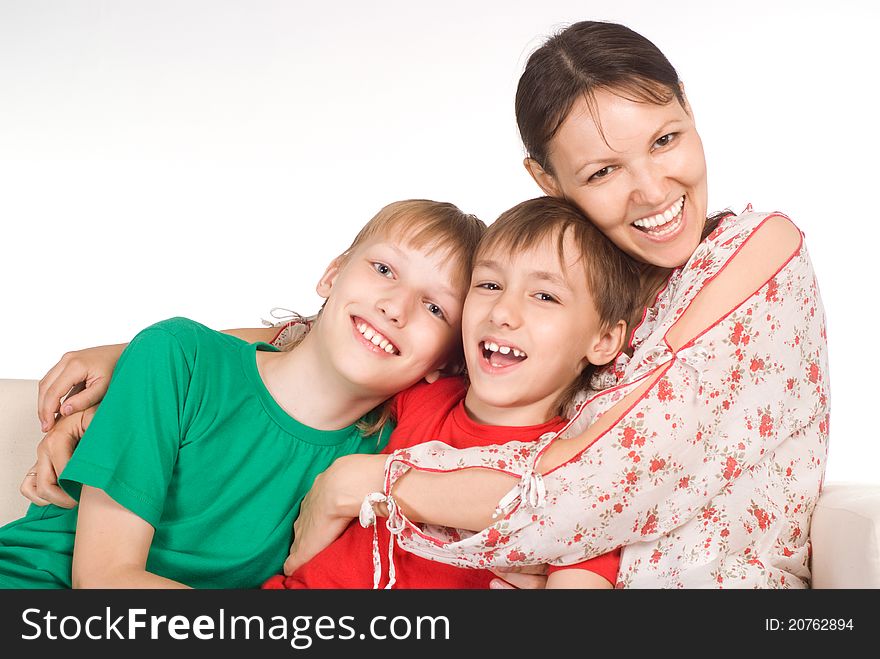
[2,378,878,587]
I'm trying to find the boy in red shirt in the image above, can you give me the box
[264,196,641,589]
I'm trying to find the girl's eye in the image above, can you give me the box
[588,165,615,182]
[425,302,446,320]
[535,292,558,303]
[372,262,393,278]
[477,282,501,291]
[654,133,676,149]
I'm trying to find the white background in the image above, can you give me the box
[0,1,876,484]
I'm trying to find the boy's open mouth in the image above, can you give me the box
[480,340,527,369]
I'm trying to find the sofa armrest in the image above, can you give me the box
[0,379,42,526]
[811,482,880,588]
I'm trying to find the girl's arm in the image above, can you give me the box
[72,485,188,588]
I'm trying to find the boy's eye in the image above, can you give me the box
[653,133,676,149]
[372,262,394,278]
[476,282,501,291]
[425,302,446,320]
[535,292,558,303]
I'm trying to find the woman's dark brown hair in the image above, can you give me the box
[515,20,685,175]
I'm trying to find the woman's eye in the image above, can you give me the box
[654,133,675,148]
[372,262,393,277]
[588,165,614,182]
[425,302,446,319]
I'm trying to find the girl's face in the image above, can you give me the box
[315,236,465,397]
[531,89,708,269]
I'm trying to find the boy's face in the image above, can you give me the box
[462,233,602,426]
[316,235,465,398]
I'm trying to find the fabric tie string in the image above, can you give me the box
[493,469,547,520]
[359,492,401,589]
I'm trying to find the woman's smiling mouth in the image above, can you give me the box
[632,195,686,239]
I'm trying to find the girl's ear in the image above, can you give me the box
[524,157,563,198]
[316,256,345,299]
[585,320,627,367]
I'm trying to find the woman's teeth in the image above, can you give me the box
[632,196,685,234]
[356,321,398,354]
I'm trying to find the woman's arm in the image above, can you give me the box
[290,214,822,578]
[72,486,188,588]
[388,216,805,530]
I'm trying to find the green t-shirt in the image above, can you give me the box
[0,318,390,588]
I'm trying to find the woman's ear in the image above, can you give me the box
[523,157,563,198]
[316,256,344,300]
[585,320,627,367]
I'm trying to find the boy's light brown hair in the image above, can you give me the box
[286,199,486,437]
[476,196,641,415]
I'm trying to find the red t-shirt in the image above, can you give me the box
[263,377,619,589]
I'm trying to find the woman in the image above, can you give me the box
[284,21,828,588]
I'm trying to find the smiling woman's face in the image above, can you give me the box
[531,89,709,269]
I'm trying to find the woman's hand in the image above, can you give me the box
[20,406,96,508]
[488,565,549,590]
[37,343,125,431]
[283,453,386,575]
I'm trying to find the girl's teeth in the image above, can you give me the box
[499,346,511,355]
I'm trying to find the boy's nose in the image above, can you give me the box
[376,297,407,326]
[488,295,521,329]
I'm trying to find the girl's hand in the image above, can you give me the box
[283,453,386,575]
[38,343,125,431]
[21,406,96,508]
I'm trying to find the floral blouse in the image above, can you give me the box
[376,210,829,588]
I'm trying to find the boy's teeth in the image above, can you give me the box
[356,319,398,354]
[482,341,527,358]
[633,196,685,229]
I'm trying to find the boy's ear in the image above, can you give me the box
[524,157,563,198]
[585,320,627,367]
[316,256,345,300]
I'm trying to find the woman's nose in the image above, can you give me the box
[631,162,668,209]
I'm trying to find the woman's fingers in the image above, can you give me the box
[21,411,90,508]
[37,356,73,430]
[19,463,52,506]
[59,380,107,418]
[488,567,548,589]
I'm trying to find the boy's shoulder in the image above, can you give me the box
[127,317,244,360]
[394,375,467,417]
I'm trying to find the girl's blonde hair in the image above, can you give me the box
[282,200,486,438]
